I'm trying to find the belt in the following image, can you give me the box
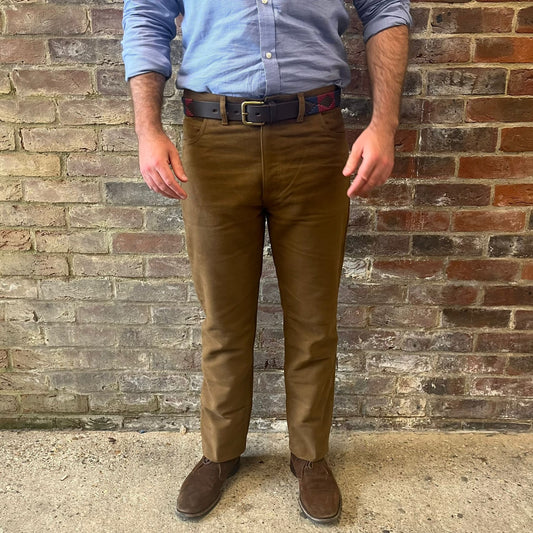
[182,87,341,126]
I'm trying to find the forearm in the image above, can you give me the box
[365,25,409,134]
[129,72,167,138]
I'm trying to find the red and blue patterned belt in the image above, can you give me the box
[182,87,341,126]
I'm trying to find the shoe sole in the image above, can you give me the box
[175,459,241,520]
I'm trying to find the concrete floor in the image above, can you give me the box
[0,429,531,533]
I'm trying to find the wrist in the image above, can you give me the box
[368,118,398,137]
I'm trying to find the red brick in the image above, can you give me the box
[447,260,519,281]
[494,185,533,206]
[464,355,508,375]
[515,311,533,330]
[431,8,513,34]
[113,233,184,254]
[377,210,450,232]
[12,69,92,97]
[517,6,533,33]
[522,263,533,280]
[467,98,533,123]
[484,286,533,306]
[475,37,533,63]
[0,230,32,251]
[459,157,533,180]
[505,356,533,376]
[508,70,533,96]
[472,377,533,397]
[4,5,89,35]
[501,128,533,152]
[414,184,490,206]
[372,259,443,279]
[91,9,124,34]
[410,7,430,33]
[409,284,478,306]
[442,308,510,328]
[370,306,438,328]
[393,156,455,179]
[453,210,526,232]
[410,38,471,64]
[0,38,46,64]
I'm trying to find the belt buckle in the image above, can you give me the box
[241,100,265,126]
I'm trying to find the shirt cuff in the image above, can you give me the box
[363,14,412,43]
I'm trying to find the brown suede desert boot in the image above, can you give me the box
[176,455,240,519]
[290,453,341,524]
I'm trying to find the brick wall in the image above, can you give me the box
[0,1,531,432]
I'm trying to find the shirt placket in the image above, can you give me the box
[256,0,281,96]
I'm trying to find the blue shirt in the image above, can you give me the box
[122,0,411,98]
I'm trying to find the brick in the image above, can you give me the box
[477,333,533,353]
[428,69,507,97]
[91,8,124,34]
[69,206,143,229]
[96,68,129,96]
[49,38,122,64]
[151,305,204,326]
[472,378,533,397]
[431,8,513,34]
[422,99,464,124]
[467,98,533,123]
[508,70,533,96]
[393,156,456,179]
[414,184,490,207]
[522,262,533,280]
[0,371,48,391]
[149,349,201,371]
[347,208,373,231]
[4,5,88,35]
[0,38,46,64]
[105,182,181,207]
[335,374,395,396]
[0,182,22,201]
[370,306,438,328]
[341,258,368,280]
[430,398,505,419]
[0,396,18,414]
[40,279,112,300]
[412,235,483,256]
[366,352,432,374]
[144,207,184,230]
[345,234,409,257]
[119,326,190,349]
[20,394,88,414]
[442,308,510,328]
[0,279,38,299]
[0,98,55,123]
[410,7,430,33]
[447,260,519,281]
[421,377,465,396]
[0,70,11,94]
[0,350,8,370]
[48,370,118,392]
[35,230,106,253]
[44,325,116,348]
[115,280,187,302]
[77,303,150,325]
[462,355,508,375]
[515,311,533,330]
[402,331,473,352]
[501,128,533,152]
[6,301,75,323]
[71,255,143,278]
[517,6,533,33]
[506,356,533,376]
[475,37,533,63]
[421,127,497,152]
[364,396,426,418]
[484,286,533,306]
[409,38,471,64]
[145,256,192,278]
[0,253,68,277]
[489,235,533,257]
[0,154,60,177]
[89,393,158,414]
[21,128,97,152]
[58,98,133,125]
[372,259,443,280]
[338,283,406,305]
[494,185,533,206]
[119,372,189,393]
[100,127,137,152]
[506,399,533,421]
[0,126,15,150]
[0,230,31,251]
[338,329,403,353]
[112,232,184,254]
[0,205,65,227]
[24,179,101,203]
[12,69,92,97]
[67,154,139,177]
[453,210,526,232]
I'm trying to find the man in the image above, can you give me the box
[122,0,411,524]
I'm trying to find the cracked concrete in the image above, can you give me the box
[0,430,531,532]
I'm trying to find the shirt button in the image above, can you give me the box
[265,52,272,59]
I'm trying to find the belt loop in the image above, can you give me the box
[296,92,305,123]
[219,95,228,125]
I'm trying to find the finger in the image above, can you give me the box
[347,157,378,197]
[156,164,187,199]
[169,150,188,183]
[144,170,179,198]
[342,142,364,176]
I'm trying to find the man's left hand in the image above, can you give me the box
[343,124,395,198]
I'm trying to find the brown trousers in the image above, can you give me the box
[180,86,350,462]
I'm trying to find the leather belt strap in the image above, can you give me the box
[182,87,341,126]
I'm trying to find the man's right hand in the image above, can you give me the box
[138,131,188,199]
